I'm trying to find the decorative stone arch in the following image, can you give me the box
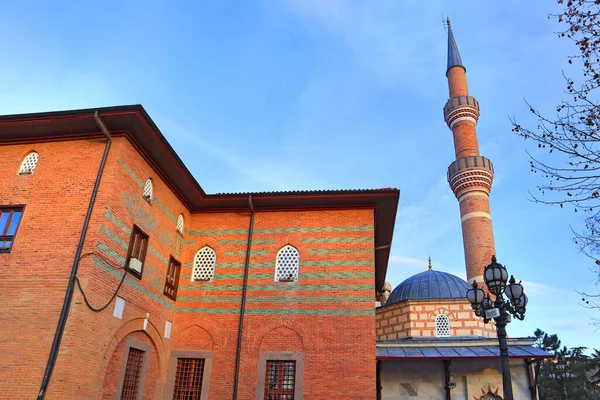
[102,317,167,384]
[250,318,313,353]
[428,307,458,320]
[193,236,224,255]
[272,235,305,256]
[172,316,226,350]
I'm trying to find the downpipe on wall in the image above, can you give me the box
[37,112,112,399]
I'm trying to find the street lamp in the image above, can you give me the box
[549,360,575,400]
[466,256,528,400]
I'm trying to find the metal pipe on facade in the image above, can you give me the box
[37,112,112,399]
[232,195,255,400]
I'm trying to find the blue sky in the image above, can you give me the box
[2,1,598,349]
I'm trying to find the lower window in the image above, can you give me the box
[173,358,205,399]
[257,352,303,400]
[116,338,150,400]
[264,360,296,400]
[166,351,213,400]
[121,348,145,400]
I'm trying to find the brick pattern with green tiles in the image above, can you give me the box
[96,186,376,315]
[224,250,269,257]
[308,248,373,255]
[300,236,373,243]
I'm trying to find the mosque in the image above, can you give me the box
[0,21,548,400]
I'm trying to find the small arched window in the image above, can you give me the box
[435,314,451,337]
[19,152,39,174]
[143,178,153,202]
[275,245,300,282]
[193,246,216,282]
[176,214,184,234]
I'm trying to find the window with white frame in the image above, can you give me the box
[275,245,299,282]
[435,314,451,337]
[193,246,216,282]
[143,178,153,203]
[176,214,184,234]
[19,152,39,174]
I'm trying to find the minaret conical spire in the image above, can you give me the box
[442,22,497,284]
[446,19,465,75]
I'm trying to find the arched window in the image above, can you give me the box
[435,314,451,337]
[275,245,299,282]
[176,214,184,234]
[193,246,216,282]
[19,152,39,174]
[143,178,153,202]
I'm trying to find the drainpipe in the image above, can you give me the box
[232,195,254,400]
[37,111,112,399]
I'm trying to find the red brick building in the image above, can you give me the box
[0,106,399,399]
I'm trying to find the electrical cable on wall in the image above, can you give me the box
[74,252,129,313]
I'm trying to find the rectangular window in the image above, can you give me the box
[126,225,148,279]
[0,206,24,253]
[164,257,182,301]
[120,347,145,400]
[264,360,296,400]
[173,358,205,399]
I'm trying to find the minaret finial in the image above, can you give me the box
[446,18,465,75]
[428,256,432,270]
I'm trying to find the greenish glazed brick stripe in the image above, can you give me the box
[92,257,175,310]
[245,309,374,315]
[187,228,248,236]
[308,248,373,255]
[148,246,168,265]
[96,241,126,265]
[117,158,144,188]
[300,236,373,244]
[185,225,374,236]
[104,209,132,236]
[218,239,276,245]
[177,307,241,314]
[179,271,371,281]
[224,250,269,257]
[100,223,168,265]
[100,226,129,249]
[178,283,371,292]
[175,295,372,303]
[183,262,244,269]
[152,198,177,223]
[174,307,372,315]
[118,159,180,225]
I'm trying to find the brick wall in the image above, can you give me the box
[0,136,379,399]
[376,299,496,340]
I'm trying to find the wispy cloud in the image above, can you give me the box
[280,0,442,88]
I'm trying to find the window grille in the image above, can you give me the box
[435,314,451,337]
[143,179,153,202]
[264,360,296,400]
[120,347,145,400]
[0,207,24,253]
[176,214,184,234]
[173,358,205,400]
[126,225,148,279]
[164,257,182,301]
[19,152,38,174]
[192,247,216,282]
[275,245,299,282]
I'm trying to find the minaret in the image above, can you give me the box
[444,19,496,284]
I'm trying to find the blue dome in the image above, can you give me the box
[387,269,470,305]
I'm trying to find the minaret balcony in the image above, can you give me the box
[443,95,480,129]
[447,156,494,197]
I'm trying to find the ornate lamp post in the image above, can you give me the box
[466,256,528,400]
[549,360,575,400]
